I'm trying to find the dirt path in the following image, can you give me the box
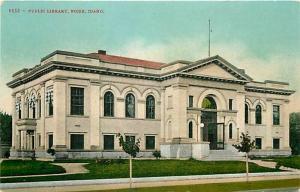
[52,163,89,174]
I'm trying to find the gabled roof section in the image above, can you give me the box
[178,55,253,81]
[88,52,165,69]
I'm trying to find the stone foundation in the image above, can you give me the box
[249,149,291,157]
[161,141,210,159]
[10,149,155,159]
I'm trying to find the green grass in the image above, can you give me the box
[0,160,66,176]
[102,179,300,192]
[0,159,278,183]
[265,156,300,169]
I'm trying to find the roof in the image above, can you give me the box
[87,52,165,69]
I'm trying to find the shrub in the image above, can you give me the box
[4,151,10,158]
[153,150,161,159]
[47,148,56,156]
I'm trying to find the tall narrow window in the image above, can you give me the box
[70,134,84,149]
[245,104,249,124]
[125,93,135,118]
[229,99,233,110]
[146,95,155,119]
[48,134,53,149]
[32,103,36,119]
[71,87,84,115]
[188,121,193,138]
[46,90,53,116]
[38,96,41,118]
[229,123,233,139]
[255,105,262,124]
[273,138,280,149]
[26,99,29,118]
[255,138,262,149]
[146,136,155,150]
[273,105,280,125]
[18,108,22,119]
[49,99,53,116]
[104,91,114,117]
[188,96,193,108]
[104,135,114,150]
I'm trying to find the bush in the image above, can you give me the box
[47,148,56,156]
[95,158,126,165]
[153,150,161,159]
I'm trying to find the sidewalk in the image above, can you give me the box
[1,171,299,192]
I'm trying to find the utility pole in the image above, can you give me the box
[208,19,212,57]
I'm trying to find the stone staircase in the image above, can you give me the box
[202,149,245,161]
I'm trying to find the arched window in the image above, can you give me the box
[104,91,114,117]
[229,123,233,139]
[146,95,155,119]
[202,96,217,109]
[188,121,193,138]
[245,104,249,124]
[255,105,262,124]
[125,93,135,118]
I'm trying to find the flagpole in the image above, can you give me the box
[208,19,211,57]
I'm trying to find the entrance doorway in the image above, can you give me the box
[201,96,224,150]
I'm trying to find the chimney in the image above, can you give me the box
[98,50,106,55]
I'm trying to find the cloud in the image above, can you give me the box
[119,37,300,112]
[1,36,299,114]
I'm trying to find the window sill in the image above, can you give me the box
[67,115,89,118]
[45,116,53,119]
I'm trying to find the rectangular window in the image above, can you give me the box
[49,100,53,116]
[104,135,114,150]
[273,138,280,149]
[125,135,135,143]
[48,134,53,149]
[146,136,155,150]
[70,134,84,150]
[229,99,233,110]
[188,96,193,108]
[38,99,41,118]
[273,105,280,125]
[71,87,84,115]
[255,138,262,149]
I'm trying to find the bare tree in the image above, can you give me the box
[233,132,255,182]
[117,133,140,189]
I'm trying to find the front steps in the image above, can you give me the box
[202,149,245,161]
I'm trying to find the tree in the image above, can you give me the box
[0,111,12,145]
[117,133,140,189]
[233,132,255,182]
[290,112,300,155]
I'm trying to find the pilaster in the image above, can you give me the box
[90,80,101,149]
[53,77,67,150]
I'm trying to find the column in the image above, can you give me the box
[20,130,25,149]
[172,83,187,138]
[160,87,166,142]
[53,78,67,150]
[282,101,290,149]
[11,94,16,149]
[265,100,273,149]
[236,91,245,135]
[40,82,46,149]
[90,80,100,150]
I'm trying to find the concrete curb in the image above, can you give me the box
[1,171,299,189]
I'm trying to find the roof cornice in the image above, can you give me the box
[245,86,295,95]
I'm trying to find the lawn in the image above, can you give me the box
[266,156,300,169]
[103,179,300,192]
[0,160,66,177]
[0,159,278,183]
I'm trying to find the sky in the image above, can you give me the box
[0,1,299,114]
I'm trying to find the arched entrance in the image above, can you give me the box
[201,96,224,150]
